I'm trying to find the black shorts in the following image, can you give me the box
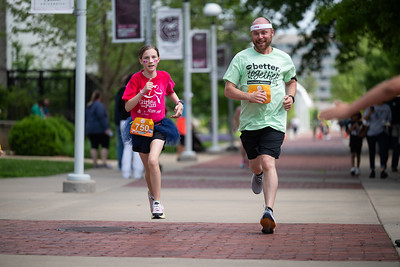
[88,133,110,149]
[240,126,285,160]
[349,135,363,154]
[132,131,166,154]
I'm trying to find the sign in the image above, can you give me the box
[191,29,210,73]
[157,8,183,60]
[30,0,74,14]
[112,0,144,43]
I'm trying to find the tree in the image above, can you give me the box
[7,0,143,113]
[241,0,400,77]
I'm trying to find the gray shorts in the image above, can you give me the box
[240,126,285,160]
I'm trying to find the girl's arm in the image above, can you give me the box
[167,92,183,118]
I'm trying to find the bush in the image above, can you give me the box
[9,115,75,156]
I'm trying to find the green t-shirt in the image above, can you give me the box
[223,47,296,133]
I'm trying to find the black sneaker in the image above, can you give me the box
[369,170,375,178]
[260,207,276,234]
[380,170,388,179]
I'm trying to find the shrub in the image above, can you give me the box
[9,115,75,156]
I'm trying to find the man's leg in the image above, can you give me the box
[260,154,278,209]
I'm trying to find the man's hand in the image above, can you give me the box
[249,90,268,104]
[283,95,294,111]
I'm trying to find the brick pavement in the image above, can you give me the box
[0,220,398,261]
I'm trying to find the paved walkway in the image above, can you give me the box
[0,131,399,267]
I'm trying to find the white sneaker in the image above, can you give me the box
[152,201,166,219]
[350,167,356,176]
[355,168,360,176]
[260,207,276,234]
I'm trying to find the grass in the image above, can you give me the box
[0,159,93,178]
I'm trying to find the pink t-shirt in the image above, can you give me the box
[122,70,175,122]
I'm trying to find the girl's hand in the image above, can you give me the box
[142,78,153,94]
[171,102,183,118]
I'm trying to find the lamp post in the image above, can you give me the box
[64,0,95,193]
[180,0,197,161]
[203,3,222,153]
[223,20,237,151]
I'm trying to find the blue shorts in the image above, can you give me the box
[240,126,285,160]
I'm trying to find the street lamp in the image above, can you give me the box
[223,20,237,151]
[179,0,197,161]
[203,3,222,153]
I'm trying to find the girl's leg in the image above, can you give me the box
[351,152,355,167]
[140,139,165,200]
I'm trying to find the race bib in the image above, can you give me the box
[130,117,154,137]
[248,84,271,104]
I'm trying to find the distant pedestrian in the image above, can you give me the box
[388,96,400,172]
[364,104,392,178]
[224,17,297,234]
[122,45,183,219]
[85,90,112,168]
[346,112,364,176]
[116,75,145,179]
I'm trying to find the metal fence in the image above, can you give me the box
[6,69,99,121]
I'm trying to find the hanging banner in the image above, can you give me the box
[30,0,74,14]
[112,0,144,43]
[191,29,210,73]
[156,8,183,60]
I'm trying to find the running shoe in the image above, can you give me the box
[260,207,276,234]
[152,201,166,219]
[380,170,388,179]
[148,191,154,212]
[350,167,356,176]
[355,168,360,176]
[251,173,263,194]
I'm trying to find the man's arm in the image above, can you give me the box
[283,79,297,111]
[224,81,267,104]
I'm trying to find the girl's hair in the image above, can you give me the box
[138,45,160,59]
[87,90,102,107]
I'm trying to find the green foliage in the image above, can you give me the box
[0,159,93,178]
[8,115,75,156]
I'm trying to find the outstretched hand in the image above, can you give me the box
[319,101,351,120]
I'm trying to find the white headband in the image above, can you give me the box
[250,24,273,31]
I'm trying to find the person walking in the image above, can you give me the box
[223,17,297,234]
[364,104,392,178]
[117,75,145,179]
[85,90,112,168]
[346,112,364,176]
[122,45,183,219]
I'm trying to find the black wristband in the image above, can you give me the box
[176,99,184,105]
[288,95,295,103]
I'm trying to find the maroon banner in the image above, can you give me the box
[191,30,210,72]
[112,0,144,43]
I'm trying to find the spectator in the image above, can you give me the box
[85,90,112,168]
[363,104,392,178]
